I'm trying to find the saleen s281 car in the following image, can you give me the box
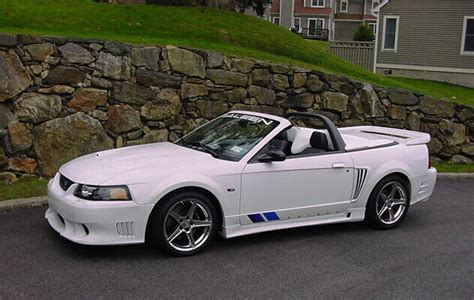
[46,111,437,256]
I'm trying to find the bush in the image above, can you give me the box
[354,22,375,41]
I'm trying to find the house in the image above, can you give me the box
[333,0,377,40]
[254,0,377,41]
[373,0,474,88]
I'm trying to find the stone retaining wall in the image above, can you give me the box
[0,33,472,180]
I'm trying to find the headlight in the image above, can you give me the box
[73,185,132,201]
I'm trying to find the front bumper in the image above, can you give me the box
[45,174,154,245]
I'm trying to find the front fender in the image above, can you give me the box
[128,172,240,227]
[130,173,227,205]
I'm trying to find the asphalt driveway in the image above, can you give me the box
[0,178,472,299]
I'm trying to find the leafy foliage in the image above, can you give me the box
[353,22,375,41]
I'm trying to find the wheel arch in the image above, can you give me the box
[367,172,412,207]
[357,158,413,205]
[145,186,225,241]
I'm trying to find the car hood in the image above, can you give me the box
[59,142,227,185]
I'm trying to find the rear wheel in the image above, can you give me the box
[148,191,218,256]
[366,176,410,229]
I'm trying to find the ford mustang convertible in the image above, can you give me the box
[46,111,437,256]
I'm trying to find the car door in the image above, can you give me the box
[240,152,354,225]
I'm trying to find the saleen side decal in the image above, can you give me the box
[248,212,280,223]
[263,212,280,221]
[248,214,265,223]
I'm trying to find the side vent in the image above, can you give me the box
[352,168,368,200]
[116,221,135,237]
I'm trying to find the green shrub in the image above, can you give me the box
[354,22,374,41]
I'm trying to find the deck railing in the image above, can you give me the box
[295,28,330,41]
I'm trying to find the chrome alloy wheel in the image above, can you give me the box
[163,199,213,252]
[376,181,407,225]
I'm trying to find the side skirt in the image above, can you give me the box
[221,208,365,239]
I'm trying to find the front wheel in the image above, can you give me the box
[365,176,410,229]
[148,191,218,256]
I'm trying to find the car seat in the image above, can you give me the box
[300,131,330,154]
[269,130,292,155]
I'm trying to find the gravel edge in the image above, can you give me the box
[0,196,48,213]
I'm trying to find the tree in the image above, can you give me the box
[234,0,271,16]
[353,22,375,41]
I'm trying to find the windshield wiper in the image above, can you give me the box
[186,141,220,158]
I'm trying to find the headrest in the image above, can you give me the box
[310,131,329,151]
[291,129,312,154]
[286,127,298,142]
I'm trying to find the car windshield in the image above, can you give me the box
[177,113,279,161]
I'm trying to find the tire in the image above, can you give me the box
[365,175,410,230]
[147,191,218,256]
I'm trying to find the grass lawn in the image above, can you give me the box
[391,78,474,108]
[433,163,474,173]
[0,177,48,202]
[0,0,473,107]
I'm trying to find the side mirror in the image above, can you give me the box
[258,150,286,163]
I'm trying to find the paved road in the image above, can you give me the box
[0,179,472,299]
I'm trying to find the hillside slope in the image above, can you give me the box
[0,0,472,107]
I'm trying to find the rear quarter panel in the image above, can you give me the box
[349,143,430,208]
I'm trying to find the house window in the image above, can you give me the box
[382,16,399,51]
[273,17,280,25]
[317,19,324,29]
[461,16,474,54]
[369,23,376,35]
[340,0,348,13]
[293,18,301,31]
[372,0,379,10]
[308,18,325,35]
[311,0,325,7]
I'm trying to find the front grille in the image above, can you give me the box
[59,174,74,191]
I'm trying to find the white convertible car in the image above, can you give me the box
[46,111,437,256]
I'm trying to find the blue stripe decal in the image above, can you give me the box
[263,212,280,221]
[248,214,265,223]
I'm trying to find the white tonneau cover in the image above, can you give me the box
[339,126,431,152]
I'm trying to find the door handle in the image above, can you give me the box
[332,162,345,168]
